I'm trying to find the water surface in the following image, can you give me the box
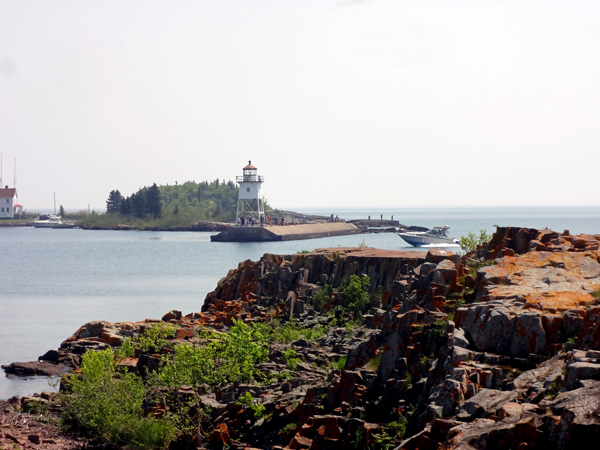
[1,206,598,398]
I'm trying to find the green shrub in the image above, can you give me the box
[387,418,407,440]
[157,319,269,387]
[343,275,371,313]
[61,348,176,449]
[283,349,301,371]
[22,400,49,415]
[139,323,178,353]
[236,392,265,418]
[336,357,347,371]
[271,321,329,344]
[460,229,492,254]
[312,285,331,311]
[114,337,135,360]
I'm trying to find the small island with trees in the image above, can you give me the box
[76,179,282,231]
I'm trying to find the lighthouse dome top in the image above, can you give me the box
[237,160,264,184]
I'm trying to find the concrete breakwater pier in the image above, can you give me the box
[210,222,361,242]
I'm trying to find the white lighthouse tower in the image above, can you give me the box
[236,161,265,223]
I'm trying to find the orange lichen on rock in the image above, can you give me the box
[523,291,598,311]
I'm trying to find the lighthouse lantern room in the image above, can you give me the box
[236,161,265,223]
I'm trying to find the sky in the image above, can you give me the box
[0,0,599,211]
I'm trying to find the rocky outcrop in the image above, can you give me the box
[6,226,600,450]
[203,247,428,311]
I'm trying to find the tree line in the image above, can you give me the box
[105,179,245,221]
[106,183,162,219]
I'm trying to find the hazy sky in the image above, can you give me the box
[1,0,599,210]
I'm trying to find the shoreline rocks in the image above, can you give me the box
[4,227,600,449]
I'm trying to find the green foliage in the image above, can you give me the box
[403,372,413,387]
[358,239,368,248]
[236,392,265,418]
[274,371,292,381]
[336,357,347,371]
[343,275,371,313]
[460,229,492,254]
[297,250,310,254]
[370,431,396,450]
[90,177,277,228]
[22,399,49,416]
[312,285,331,311]
[283,349,301,371]
[387,419,408,440]
[271,321,329,344]
[139,323,178,353]
[114,337,135,360]
[157,320,269,387]
[592,290,600,299]
[61,348,176,449]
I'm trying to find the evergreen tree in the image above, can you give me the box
[131,192,147,218]
[106,190,124,213]
[59,204,65,216]
[147,183,162,218]
[120,197,132,216]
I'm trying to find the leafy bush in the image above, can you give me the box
[343,275,371,313]
[61,348,176,450]
[271,321,329,344]
[459,229,492,254]
[312,284,331,311]
[158,320,269,387]
[236,391,265,418]
[283,349,301,371]
[336,357,347,371]
[114,337,135,360]
[139,323,178,353]
[22,399,49,415]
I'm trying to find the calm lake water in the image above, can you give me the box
[1,206,599,399]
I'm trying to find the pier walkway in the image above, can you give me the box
[210,222,361,242]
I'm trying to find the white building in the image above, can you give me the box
[236,161,264,223]
[0,186,17,219]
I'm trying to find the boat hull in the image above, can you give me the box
[32,220,62,228]
[398,233,458,246]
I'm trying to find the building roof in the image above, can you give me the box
[243,160,257,170]
[0,188,16,198]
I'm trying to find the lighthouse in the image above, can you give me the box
[236,161,264,224]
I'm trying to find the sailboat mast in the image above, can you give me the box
[54,192,56,214]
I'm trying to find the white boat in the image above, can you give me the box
[398,225,459,247]
[33,214,62,228]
